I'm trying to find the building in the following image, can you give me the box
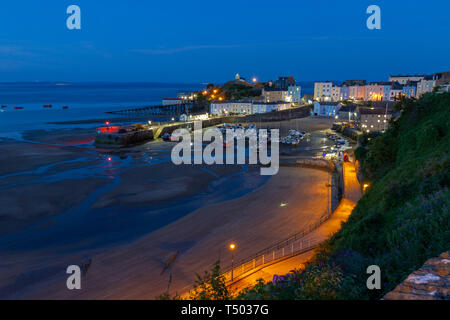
[342,80,367,86]
[262,88,289,102]
[437,83,450,93]
[162,98,184,105]
[359,107,392,132]
[210,100,252,115]
[275,76,296,89]
[302,94,314,104]
[349,84,365,100]
[340,85,350,101]
[252,101,291,114]
[364,82,392,101]
[210,100,289,116]
[389,82,404,101]
[416,75,436,96]
[402,83,417,98]
[314,82,333,101]
[313,101,342,117]
[287,86,302,104]
[389,74,425,85]
[435,71,450,86]
[331,86,341,102]
[337,104,358,122]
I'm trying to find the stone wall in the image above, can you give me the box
[383,251,450,300]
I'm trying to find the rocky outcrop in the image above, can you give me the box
[383,251,449,300]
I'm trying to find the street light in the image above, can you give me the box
[363,183,370,192]
[229,243,236,281]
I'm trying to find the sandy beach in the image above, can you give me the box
[0,116,335,299]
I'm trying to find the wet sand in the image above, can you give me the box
[1,166,329,299]
[0,116,335,299]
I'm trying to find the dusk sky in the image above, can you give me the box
[0,0,449,83]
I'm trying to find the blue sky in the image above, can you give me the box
[0,0,449,83]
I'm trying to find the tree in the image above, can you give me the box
[189,260,231,300]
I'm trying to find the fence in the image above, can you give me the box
[221,210,332,284]
[184,170,336,296]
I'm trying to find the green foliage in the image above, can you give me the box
[239,92,450,300]
[189,260,231,300]
[222,83,262,100]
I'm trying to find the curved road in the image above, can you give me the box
[229,161,362,294]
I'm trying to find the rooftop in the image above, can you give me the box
[263,87,288,92]
[389,74,425,77]
[339,104,358,112]
[315,101,340,106]
[359,107,391,115]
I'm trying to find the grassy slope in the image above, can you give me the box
[238,93,450,300]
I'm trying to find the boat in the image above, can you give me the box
[62,106,69,109]
[162,133,171,141]
[43,104,52,108]
[13,106,24,110]
[281,129,304,145]
[1,106,6,109]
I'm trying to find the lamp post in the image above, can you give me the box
[229,243,236,281]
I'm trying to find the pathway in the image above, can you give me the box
[228,161,362,293]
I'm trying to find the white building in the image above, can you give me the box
[210,100,290,116]
[262,88,289,102]
[287,86,302,104]
[313,101,342,117]
[417,76,436,96]
[437,83,450,93]
[389,88,403,101]
[314,82,333,101]
[389,74,424,85]
[331,86,341,102]
[252,101,290,113]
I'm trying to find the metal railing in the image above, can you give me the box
[220,171,333,283]
[184,171,336,295]
[221,210,332,284]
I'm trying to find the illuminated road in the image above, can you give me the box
[228,161,362,294]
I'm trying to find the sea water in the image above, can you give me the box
[0,82,203,138]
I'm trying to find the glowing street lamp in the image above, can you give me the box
[229,243,236,281]
[252,77,257,83]
[363,183,370,192]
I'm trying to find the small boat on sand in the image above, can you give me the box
[62,106,69,109]
[14,106,24,110]
[43,104,52,108]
